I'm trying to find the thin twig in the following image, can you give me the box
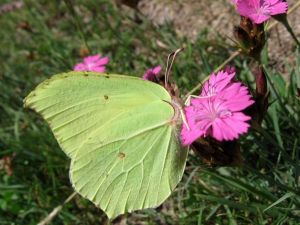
[37,192,77,225]
[186,0,300,96]
[185,50,241,97]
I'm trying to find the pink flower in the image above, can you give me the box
[74,54,109,72]
[236,0,288,24]
[200,69,236,97]
[181,69,254,146]
[143,66,162,81]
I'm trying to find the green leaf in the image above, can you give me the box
[24,72,188,219]
[264,193,294,212]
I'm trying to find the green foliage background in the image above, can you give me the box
[0,0,299,224]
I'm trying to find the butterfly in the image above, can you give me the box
[24,51,188,219]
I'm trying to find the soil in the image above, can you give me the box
[136,0,300,72]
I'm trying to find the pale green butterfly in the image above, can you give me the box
[24,61,188,219]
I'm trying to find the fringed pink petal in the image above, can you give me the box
[180,68,254,145]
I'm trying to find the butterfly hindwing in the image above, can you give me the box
[24,72,188,219]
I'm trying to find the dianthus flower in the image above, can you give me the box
[181,69,254,146]
[74,54,109,72]
[235,0,288,24]
[143,66,162,81]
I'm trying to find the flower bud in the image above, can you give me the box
[240,17,253,34]
[255,66,267,97]
[234,26,252,50]
[234,17,266,60]
[254,66,269,124]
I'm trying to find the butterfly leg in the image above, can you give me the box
[184,94,216,106]
[179,106,190,131]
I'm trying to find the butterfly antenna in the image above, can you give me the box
[180,107,190,131]
[164,52,174,87]
[164,48,184,87]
